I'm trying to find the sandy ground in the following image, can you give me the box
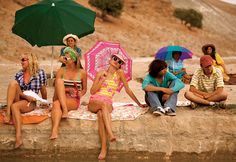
[0,57,236,105]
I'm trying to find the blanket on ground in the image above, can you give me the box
[0,101,191,124]
[0,103,148,124]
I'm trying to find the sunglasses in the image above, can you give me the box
[64,57,71,61]
[21,58,29,62]
[112,56,124,65]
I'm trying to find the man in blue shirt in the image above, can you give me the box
[142,59,184,116]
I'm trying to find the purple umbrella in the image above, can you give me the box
[155,45,193,60]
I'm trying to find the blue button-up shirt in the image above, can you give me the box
[15,69,47,94]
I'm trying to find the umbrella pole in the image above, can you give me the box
[50,46,54,79]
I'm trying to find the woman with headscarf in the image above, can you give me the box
[50,47,87,140]
[202,44,230,82]
[5,52,47,148]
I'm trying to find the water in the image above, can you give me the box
[0,151,235,162]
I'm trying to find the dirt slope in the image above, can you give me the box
[0,0,235,63]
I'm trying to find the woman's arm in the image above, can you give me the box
[55,68,63,79]
[80,69,87,97]
[90,71,106,95]
[58,56,66,64]
[40,85,47,99]
[118,70,146,107]
[221,64,229,74]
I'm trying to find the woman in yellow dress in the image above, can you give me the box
[202,44,230,82]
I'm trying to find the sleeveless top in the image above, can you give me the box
[96,72,119,98]
[62,67,82,91]
[61,67,80,80]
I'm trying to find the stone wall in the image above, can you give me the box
[0,108,236,159]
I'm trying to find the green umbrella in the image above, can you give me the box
[12,0,96,78]
[12,0,96,46]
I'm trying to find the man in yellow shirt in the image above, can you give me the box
[185,55,227,108]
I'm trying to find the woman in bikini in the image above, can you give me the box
[88,53,147,160]
[49,47,87,139]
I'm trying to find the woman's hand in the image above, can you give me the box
[25,96,36,102]
[138,103,148,108]
[99,71,107,82]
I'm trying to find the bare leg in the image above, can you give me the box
[6,80,21,123]
[55,79,68,118]
[50,98,78,139]
[100,105,115,142]
[49,100,62,140]
[88,101,115,142]
[11,100,33,148]
[207,90,227,102]
[185,91,211,105]
[97,110,107,160]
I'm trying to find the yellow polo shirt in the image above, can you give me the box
[190,67,224,92]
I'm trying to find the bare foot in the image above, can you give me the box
[49,131,58,140]
[4,114,11,123]
[98,149,107,160]
[61,111,68,119]
[110,136,116,142]
[15,139,23,149]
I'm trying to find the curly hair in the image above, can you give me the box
[24,53,39,76]
[148,59,167,78]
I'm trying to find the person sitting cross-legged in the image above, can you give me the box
[184,55,228,109]
[142,59,185,116]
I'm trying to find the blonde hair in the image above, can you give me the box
[24,53,39,76]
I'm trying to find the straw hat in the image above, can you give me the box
[63,34,79,45]
[202,44,216,54]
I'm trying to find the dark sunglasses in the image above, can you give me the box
[21,58,28,62]
[112,56,124,65]
[64,57,71,61]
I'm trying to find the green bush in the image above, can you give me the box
[89,0,124,19]
[173,8,203,29]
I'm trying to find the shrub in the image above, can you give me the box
[89,0,124,19]
[173,8,203,29]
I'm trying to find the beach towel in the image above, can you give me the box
[0,107,50,124]
[0,101,189,124]
[0,90,50,124]
[0,102,148,124]
[68,103,148,121]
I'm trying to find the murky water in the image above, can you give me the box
[0,151,235,162]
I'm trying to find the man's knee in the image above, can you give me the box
[184,91,192,100]
[220,90,228,100]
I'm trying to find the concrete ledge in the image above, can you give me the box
[0,107,236,159]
